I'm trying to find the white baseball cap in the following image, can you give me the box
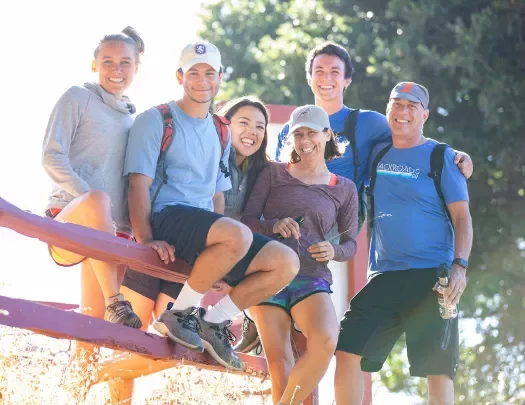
[178,42,222,73]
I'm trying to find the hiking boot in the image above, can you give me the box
[104,300,143,329]
[152,305,204,352]
[196,308,246,371]
[233,316,262,355]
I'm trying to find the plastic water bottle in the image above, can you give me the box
[273,216,305,240]
[437,264,458,319]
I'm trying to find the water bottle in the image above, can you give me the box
[273,216,305,240]
[437,264,458,319]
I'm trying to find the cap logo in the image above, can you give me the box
[195,44,206,55]
[401,82,414,93]
[299,108,310,118]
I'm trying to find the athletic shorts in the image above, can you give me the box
[259,275,332,314]
[336,268,459,380]
[121,269,184,301]
[148,204,272,288]
[45,208,132,267]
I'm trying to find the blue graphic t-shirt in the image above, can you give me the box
[368,139,469,272]
[275,106,391,190]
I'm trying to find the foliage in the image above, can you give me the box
[200,0,525,402]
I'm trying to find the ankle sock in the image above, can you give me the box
[203,295,241,324]
[106,293,124,307]
[170,282,204,311]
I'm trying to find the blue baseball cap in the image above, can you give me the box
[390,82,429,109]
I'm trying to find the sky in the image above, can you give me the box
[0,1,426,403]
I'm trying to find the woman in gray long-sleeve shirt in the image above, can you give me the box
[41,27,145,395]
[241,105,359,405]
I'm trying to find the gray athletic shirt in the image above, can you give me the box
[224,147,253,219]
[241,162,358,284]
[42,83,135,234]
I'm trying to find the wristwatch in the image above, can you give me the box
[452,258,469,269]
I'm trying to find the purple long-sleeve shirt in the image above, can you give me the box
[241,162,358,284]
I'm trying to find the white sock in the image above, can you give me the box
[203,295,241,324]
[169,282,204,311]
[106,293,124,307]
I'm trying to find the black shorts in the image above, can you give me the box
[122,269,184,301]
[148,204,271,288]
[336,268,459,380]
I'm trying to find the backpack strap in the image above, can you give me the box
[150,107,231,213]
[429,143,453,227]
[151,104,174,213]
[342,109,360,184]
[366,143,393,228]
[340,109,370,230]
[212,114,231,178]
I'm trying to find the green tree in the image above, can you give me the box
[200,0,525,402]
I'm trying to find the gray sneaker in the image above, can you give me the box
[233,316,262,355]
[104,300,143,329]
[196,308,246,371]
[152,305,204,352]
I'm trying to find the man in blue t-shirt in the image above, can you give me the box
[335,82,473,405]
[123,41,299,372]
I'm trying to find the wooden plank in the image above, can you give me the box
[0,197,190,283]
[0,295,268,378]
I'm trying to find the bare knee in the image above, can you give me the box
[83,190,111,209]
[309,329,338,359]
[215,218,253,257]
[81,190,112,219]
[269,242,300,281]
[265,346,295,377]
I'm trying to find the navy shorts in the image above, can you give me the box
[122,269,184,301]
[336,268,459,380]
[124,205,272,297]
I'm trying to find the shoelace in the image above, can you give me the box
[254,341,263,356]
[178,310,202,333]
[108,300,133,318]
[241,317,252,334]
[219,321,237,348]
[241,317,262,355]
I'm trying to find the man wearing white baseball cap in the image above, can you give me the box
[122,41,299,371]
[178,42,222,73]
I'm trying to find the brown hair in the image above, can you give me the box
[217,96,271,210]
[94,26,145,64]
[289,129,342,163]
[305,42,355,80]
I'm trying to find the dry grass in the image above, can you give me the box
[0,326,272,405]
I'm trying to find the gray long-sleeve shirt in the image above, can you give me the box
[241,162,358,284]
[42,83,136,234]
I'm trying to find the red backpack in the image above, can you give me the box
[150,103,230,209]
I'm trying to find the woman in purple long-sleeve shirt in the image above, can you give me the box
[241,105,358,405]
